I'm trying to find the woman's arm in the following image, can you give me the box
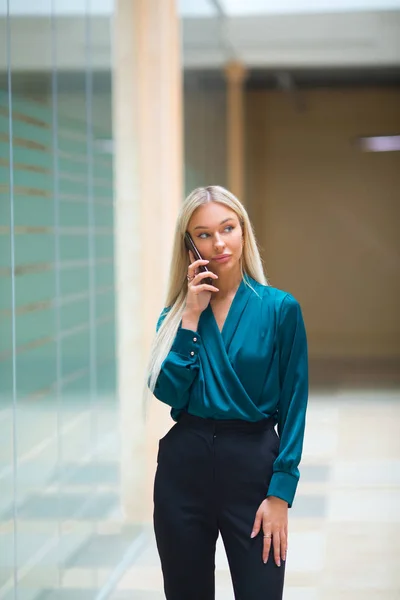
[151,308,201,409]
[266,293,309,508]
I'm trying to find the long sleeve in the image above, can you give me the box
[153,308,202,410]
[266,294,309,508]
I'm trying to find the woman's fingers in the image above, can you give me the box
[262,525,272,564]
[281,532,288,561]
[187,250,208,269]
[199,284,220,292]
[250,512,262,539]
[188,271,219,295]
[262,529,286,567]
[192,270,218,285]
[285,522,288,562]
[273,531,281,567]
[252,499,288,567]
[188,260,208,277]
[187,252,209,278]
[279,528,287,561]
[261,515,272,564]
[261,520,287,566]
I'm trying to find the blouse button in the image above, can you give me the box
[190,351,195,356]
[193,337,197,342]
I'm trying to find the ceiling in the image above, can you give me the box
[2,0,400,16]
[181,9,400,69]
[0,1,399,72]
[179,0,400,16]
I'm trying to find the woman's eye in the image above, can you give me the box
[198,226,233,239]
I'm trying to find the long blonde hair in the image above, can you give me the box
[145,185,269,401]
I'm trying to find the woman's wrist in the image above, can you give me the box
[267,495,289,507]
[181,310,200,331]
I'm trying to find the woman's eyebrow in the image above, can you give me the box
[194,218,235,230]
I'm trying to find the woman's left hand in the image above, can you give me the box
[250,496,288,566]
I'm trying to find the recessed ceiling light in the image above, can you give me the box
[358,135,400,152]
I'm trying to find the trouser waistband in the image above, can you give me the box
[178,411,275,433]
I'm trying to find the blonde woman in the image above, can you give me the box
[146,185,308,600]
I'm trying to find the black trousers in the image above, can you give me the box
[153,412,286,600]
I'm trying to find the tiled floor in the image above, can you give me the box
[1,387,400,599]
[111,388,400,600]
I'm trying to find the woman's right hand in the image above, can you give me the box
[184,250,219,316]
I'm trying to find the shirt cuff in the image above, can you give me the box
[266,471,299,508]
[170,327,202,360]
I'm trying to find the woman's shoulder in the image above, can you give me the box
[248,277,300,311]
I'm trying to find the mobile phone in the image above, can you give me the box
[184,232,214,286]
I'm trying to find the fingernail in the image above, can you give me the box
[250,531,256,538]
[263,558,267,564]
[277,561,281,567]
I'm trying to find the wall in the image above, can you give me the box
[246,87,400,359]
[183,80,227,194]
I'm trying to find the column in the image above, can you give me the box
[224,61,247,201]
[113,0,183,521]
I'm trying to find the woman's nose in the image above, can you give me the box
[214,235,225,249]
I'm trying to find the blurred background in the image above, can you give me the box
[0,0,399,599]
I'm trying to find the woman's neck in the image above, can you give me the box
[211,268,242,301]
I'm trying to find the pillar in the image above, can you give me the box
[113,0,183,521]
[224,61,247,201]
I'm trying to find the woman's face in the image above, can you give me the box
[187,202,243,273]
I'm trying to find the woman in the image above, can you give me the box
[146,185,308,600]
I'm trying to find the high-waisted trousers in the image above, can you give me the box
[153,411,286,600]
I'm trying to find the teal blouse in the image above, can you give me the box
[153,275,308,508]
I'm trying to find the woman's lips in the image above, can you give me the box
[212,254,232,263]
